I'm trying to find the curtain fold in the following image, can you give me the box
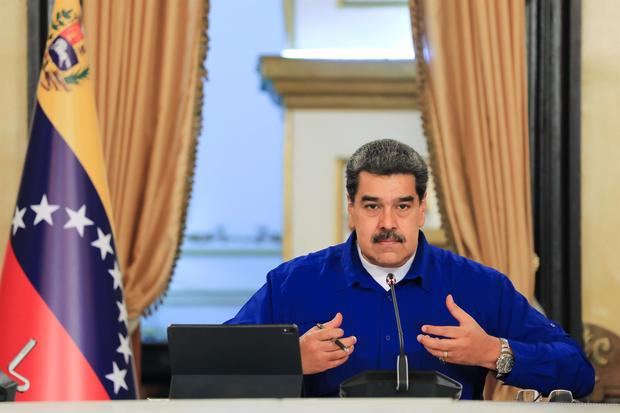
[410,0,534,400]
[83,0,208,320]
[528,0,583,344]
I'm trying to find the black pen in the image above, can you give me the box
[316,322,349,352]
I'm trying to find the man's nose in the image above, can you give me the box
[380,208,396,229]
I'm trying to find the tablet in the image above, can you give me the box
[167,324,302,398]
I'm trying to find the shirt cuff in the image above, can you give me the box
[499,339,555,392]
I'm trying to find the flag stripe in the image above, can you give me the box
[0,245,109,401]
[37,54,115,224]
[9,104,134,399]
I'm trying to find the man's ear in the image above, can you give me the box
[418,193,427,227]
[347,195,355,230]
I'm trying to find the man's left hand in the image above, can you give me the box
[417,294,501,370]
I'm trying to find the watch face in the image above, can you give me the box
[497,355,514,374]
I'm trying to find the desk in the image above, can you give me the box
[0,398,618,412]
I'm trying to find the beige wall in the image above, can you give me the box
[292,0,411,51]
[286,109,443,259]
[0,0,28,267]
[581,0,620,335]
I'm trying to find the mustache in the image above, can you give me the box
[371,229,406,243]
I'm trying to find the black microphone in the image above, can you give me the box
[386,273,408,392]
[339,274,462,398]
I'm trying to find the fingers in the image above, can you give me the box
[446,294,471,324]
[325,344,355,360]
[421,324,461,338]
[417,333,452,351]
[417,334,458,363]
[314,327,344,341]
[321,335,357,352]
[335,335,357,349]
[327,353,351,369]
[299,319,355,375]
[425,347,451,360]
[322,312,343,329]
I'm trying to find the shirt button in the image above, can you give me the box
[385,335,391,341]
[387,295,393,302]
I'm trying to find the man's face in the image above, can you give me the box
[348,171,426,267]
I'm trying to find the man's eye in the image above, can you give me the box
[397,204,411,210]
[364,204,379,210]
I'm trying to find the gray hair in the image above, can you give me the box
[346,139,428,202]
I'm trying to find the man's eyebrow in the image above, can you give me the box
[361,195,379,202]
[397,196,415,203]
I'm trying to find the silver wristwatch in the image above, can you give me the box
[495,338,514,378]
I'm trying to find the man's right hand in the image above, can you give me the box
[299,312,357,375]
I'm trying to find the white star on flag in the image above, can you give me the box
[105,361,128,394]
[91,227,114,260]
[116,300,128,326]
[64,205,94,237]
[31,194,60,226]
[116,333,132,364]
[11,206,26,235]
[108,261,123,290]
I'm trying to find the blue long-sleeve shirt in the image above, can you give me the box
[227,231,594,399]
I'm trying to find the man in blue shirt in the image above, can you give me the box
[228,139,594,399]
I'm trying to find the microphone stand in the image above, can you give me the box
[387,273,408,392]
[338,274,462,398]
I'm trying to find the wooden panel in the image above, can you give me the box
[260,56,417,109]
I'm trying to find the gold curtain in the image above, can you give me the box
[410,0,534,400]
[83,1,208,320]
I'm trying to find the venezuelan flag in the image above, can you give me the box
[0,0,137,401]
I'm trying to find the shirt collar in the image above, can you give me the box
[357,242,415,290]
[339,230,432,292]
